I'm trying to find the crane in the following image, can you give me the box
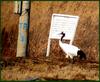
[59,32,86,62]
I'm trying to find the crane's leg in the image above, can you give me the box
[72,57,75,64]
[66,54,72,63]
[69,55,73,59]
[65,54,69,58]
[69,55,75,64]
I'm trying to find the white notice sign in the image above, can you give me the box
[46,14,79,57]
[49,14,79,40]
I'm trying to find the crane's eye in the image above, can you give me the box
[61,32,63,34]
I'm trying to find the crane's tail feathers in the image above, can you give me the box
[77,50,86,60]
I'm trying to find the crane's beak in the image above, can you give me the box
[58,32,63,35]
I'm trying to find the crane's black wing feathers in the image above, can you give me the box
[77,50,86,60]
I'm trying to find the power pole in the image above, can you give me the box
[16,1,30,57]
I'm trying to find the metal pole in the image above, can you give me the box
[16,1,30,57]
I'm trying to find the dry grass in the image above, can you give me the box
[1,1,99,80]
[1,59,99,81]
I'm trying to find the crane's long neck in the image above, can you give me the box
[59,34,65,46]
[61,34,65,42]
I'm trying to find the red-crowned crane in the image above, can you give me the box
[59,32,86,62]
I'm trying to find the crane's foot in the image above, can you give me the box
[69,57,75,64]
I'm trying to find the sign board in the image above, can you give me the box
[46,14,79,57]
[49,14,79,40]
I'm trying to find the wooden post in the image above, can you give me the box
[16,1,30,57]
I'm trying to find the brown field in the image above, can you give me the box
[1,1,99,81]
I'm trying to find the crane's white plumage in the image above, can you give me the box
[59,32,86,60]
[59,40,80,59]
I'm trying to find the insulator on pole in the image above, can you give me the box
[14,1,22,15]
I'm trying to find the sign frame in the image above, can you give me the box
[46,14,79,57]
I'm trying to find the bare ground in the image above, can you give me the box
[1,58,99,81]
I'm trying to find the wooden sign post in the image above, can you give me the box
[46,14,79,57]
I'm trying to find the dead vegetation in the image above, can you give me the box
[1,1,99,81]
[1,59,99,80]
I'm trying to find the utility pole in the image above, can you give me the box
[16,1,30,57]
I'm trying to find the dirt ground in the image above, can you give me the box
[1,58,99,81]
